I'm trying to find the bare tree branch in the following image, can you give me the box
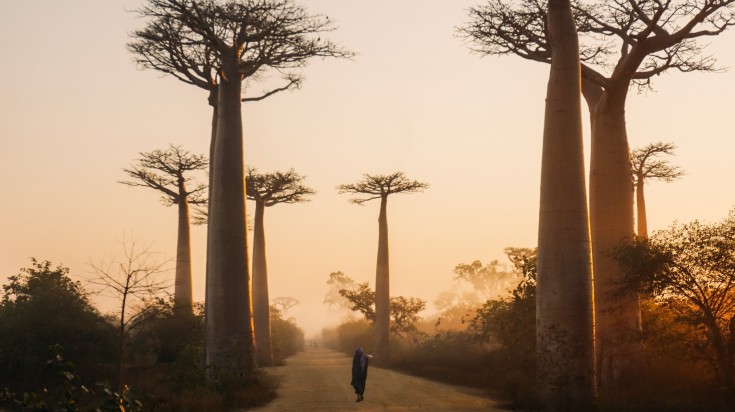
[459,0,735,92]
[119,144,208,206]
[631,141,685,183]
[246,167,315,206]
[337,172,429,205]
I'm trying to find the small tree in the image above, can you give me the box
[452,259,520,302]
[611,210,735,398]
[339,282,426,338]
[631,142,685,237]
[120,144,207,313]
[247,168,314,367]
[324,271,357,314]
[338,172,428,363]
[87,239,171,390]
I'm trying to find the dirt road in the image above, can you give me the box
[246,347,505,411]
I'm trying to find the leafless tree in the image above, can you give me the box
[86,238,171,390]
[246,167,314,366]
[631,142,685,237]
[129,0,352,379]
[461,0,735,386]
[338,172,428,364]
[120,144,207,313]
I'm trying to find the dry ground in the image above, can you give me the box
[245,347,505,412]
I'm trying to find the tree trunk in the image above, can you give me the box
[205,57,257,382]
[536,0,596,408]
[375,195,390,364]
[706,316,735,398]
[252,200,273,367]
[174,193,193,314]
[635,175,648,237]
[201,86,218,371]
[588,85,642,388]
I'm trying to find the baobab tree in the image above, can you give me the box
[631,142,684,237]
[534,0,596,407]
[120,144,207,313]
[337,172,428,364]
[129,0,350,378]
[461,0,735,385]
[246,168,314,367]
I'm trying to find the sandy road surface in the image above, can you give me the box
[246,347,505,412]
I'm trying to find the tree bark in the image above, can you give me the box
[252,200,273,367]
[536,0,596,408]
[205,56,257,381]
[375,195,390,364]
[635,175,648,237]
[587,84,642,388]
[705,316,735,399]
[174,193,193,314]
[202,86,218,371]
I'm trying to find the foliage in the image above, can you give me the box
[0,260,117,392]
[451,259,521,303]
[338,282,426,336]
[269,306,305,365]
[126,298,205,391]
[0,345,142,412]
[468,252,536,365]
[330,319,374,355]
[323,271,357,317]
[610,210,735,395]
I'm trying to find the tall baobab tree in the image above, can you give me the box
[535,0,596,407]
[337,172,428,364]
[129,0,350,379]
[631,142,684,237]
[461,0,735,385]
[119,144,207,314]
[246,168,315,367]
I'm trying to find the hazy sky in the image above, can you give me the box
[2,0,734,336]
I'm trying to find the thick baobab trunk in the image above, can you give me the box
[536,0,596,408]
[174,193,193,313]
[205,58,257,381]
[635,176,648,237]
[375,195,390,364]
[588,88,642,387]
[252,200,273,367]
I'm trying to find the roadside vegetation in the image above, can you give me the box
[323,211,735,411]
[0,259,304,411]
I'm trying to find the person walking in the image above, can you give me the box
[351,347,369,402]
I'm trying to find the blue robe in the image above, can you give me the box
[350,353,369,395]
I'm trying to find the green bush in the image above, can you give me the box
[0,260,117,392]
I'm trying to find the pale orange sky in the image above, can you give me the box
[1,0,734,336]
